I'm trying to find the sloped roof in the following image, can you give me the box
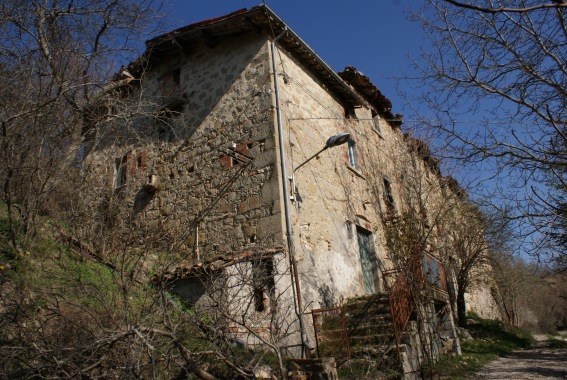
[338,66,402,126]
[140,5,370,109]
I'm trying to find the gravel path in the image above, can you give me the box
[472,337,567,379]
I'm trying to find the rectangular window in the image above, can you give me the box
[371,110,382,137]
[383,177,395,207]
[344,105,356,119]
[252,259,275,312]
[220,142,252,169]
[114,152,147,189]
[114,155,128,189]
[348,139,359,170]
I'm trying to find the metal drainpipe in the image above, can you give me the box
[271,27,309,357]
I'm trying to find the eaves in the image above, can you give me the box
[141,5,366,109]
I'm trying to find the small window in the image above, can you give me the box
[114,155,128,189]
[348,139,359,170]
[220,141,252,169]
[371,110,382,137]
[383,177,395,206]
[114,152,146,189]
[344,105,356,119]
[252,259,275,313]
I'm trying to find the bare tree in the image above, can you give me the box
[442,0,567,13]
[0,0,165,253]
[407,0,567,266]
[445,202,493,327]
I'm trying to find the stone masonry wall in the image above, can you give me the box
[273,46,410,311]
[84,32,285,261]
[272,43,500,322]
[82,24,500,335]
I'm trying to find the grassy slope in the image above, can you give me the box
[433,313,535,379]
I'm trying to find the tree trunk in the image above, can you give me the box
[457,288,467,327]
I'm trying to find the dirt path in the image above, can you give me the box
[472,338,567,379]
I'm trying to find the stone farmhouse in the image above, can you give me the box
[85,4,500,377]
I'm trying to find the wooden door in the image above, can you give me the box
[357,227,377,294]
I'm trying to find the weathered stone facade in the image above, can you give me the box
[85,4,499,374]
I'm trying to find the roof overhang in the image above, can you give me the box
[142,4,366,109]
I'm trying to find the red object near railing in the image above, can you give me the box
[388,253,448,351]
[389,254,423,349]
[389,271,415,349]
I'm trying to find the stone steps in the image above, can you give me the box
[336,293,402,377]
[349,333,393,347]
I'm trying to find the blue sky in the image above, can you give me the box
[164,2,549,261]
[168,0,424,118]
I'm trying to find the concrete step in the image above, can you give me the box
[349,333,393,347]
[348,322,393,337]
[344,296,391,317]
[350,344,397,359]
[345,293,390,307]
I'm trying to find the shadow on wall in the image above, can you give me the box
[89,34,270,151]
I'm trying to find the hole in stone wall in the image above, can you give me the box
[250,234,256,243]
[188,164,195,173]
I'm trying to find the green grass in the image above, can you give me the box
[547,338,567,349]
[432,313,535,379]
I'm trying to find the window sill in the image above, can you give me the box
[346,164,366,179]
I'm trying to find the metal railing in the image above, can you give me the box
[389,253,448,349]
[389,270,416,349]
[390,254,423,348]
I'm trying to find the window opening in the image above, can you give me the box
[371,109,382,137]
[348,139,359,170]
[344,105,356,119]
[220,141,253,169]
[114,155,128,189]
[383,177,395,206]
[252,259,275,312]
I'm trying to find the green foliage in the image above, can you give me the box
[431,313,534,379]
[547,338,567,349]
[337,360,400,380]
